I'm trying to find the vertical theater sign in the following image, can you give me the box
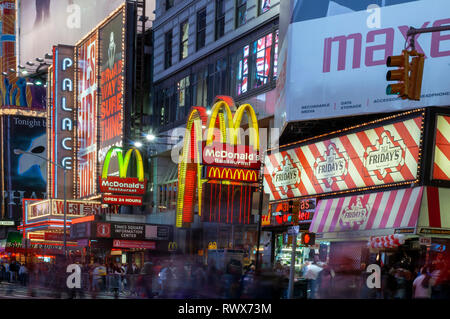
[176,97,261,228]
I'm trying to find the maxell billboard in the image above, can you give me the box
[277,0,450,126]
[48,45,75,200]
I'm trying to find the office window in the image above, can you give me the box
[274,30,279,78]
[176,76,190,120]
[196,8,206,51]
[259,0,270,15]
[164,30,173,69]
[192,67,208,107]
[208,58,228,103]
[232,44,249,96]
[166,0,174,11]
[215,0,225,40]
[251,33,272,89]
[236,0,247,28]
[180,21,189,60]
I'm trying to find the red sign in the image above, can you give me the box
[202,142,260,169]
[113,239,156,250]
[96,223,111,238]
[205,166,258,182]
[264,116,423,200]
[102,194,143,206]
[44,232,64,241]
[99,176,147,195]
[77,32,98,198]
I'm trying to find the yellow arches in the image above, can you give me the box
[176,97,260,228]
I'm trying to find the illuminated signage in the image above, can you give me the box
[113,239,156,250]
[27,199,115,221]
[99,8,125,177]
[264,115,423,201]
[99,147,146,206]
[48,45,75,199]
[271,154,301,195]
[339,197,370,229]
[77,32,98,198]
[433,115,450,181]
[268,199,315,226]
[177,98,260,228]
[204,166,258,183]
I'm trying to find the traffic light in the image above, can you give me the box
[408,52,425,101]
[386,49,425,101]
[386,50,410,99]
[301,232,315,246]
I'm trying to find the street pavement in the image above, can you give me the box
[0,281,136,299]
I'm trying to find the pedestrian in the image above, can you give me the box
[158,261,174,298]
[19,263,28,286]
[303,260,323,299]
[412,265,432,299]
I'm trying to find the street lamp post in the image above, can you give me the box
[14,149,68,258]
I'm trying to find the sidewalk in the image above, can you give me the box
[0,281,140,299]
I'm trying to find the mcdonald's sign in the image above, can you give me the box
[168,241,178,251]
[99,147,147,195]
[205,166,258,183]
[176,96,260,228]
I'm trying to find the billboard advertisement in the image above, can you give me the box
[0,0,46,109]
[2,115,47,220]
[264,114,424,201]
[48,45,75,199]
[17,0,125,68]
[76,32,98,198]
[99,9,125,177]
[432,115,450,181]
[277,0,450,126]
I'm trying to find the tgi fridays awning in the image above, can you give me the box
[309,187,423,240]
[417,187,450,236]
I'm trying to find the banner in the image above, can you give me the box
[277,0,450,125]
[77,32,98,198]
[264,115,423,201]
[2,115,47,220]
[99,8,125,177]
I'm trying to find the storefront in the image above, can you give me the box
[70,215,174,267]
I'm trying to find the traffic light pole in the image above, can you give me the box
[407,25,450,49]
[287,232,297,299]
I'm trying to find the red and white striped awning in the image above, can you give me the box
[418,187,450,234]
[309,187,423,240]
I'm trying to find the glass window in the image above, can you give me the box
[164,30,173,69]
[166,0,174,11]
[251,33,272,89]
[232,44,249,96]
[274,30,279,79]
[215,0,225,40]
[192,67,208,107]
[259,0,271,15]
[177,76,190,121]
[196,8,206,51]
[208,57,228,103]
[236,0,247,28]
[180,21,189,60]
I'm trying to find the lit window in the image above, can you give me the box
[259,0,271,15]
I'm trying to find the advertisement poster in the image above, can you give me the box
[18,0,125,69]
[0,0,45,109]
[98,9,124,177]
[2,115,47,220]
[77,32,98,198]
[264,115,423,201]
[276,0,450,126]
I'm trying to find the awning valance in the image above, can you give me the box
[309,187,423,240]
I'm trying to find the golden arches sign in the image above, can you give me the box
[176,97,260,228]
[207,167,258,182]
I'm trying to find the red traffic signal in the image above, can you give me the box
[301,232,315,246]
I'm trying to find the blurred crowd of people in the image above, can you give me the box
[1,252,449,299]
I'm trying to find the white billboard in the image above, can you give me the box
[276,0,450,127]
[17,0,124,66]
